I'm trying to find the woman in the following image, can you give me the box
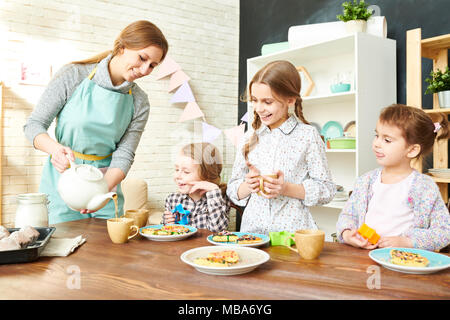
[24,20,168,224]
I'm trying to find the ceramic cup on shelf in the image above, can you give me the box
[287,229,325,259]
[107,217,138,244]
[257,173,278,197]
[124,209,149,228]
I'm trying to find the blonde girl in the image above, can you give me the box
[163,143,230,232]
[337,104,450,251]
[226,60,335,234]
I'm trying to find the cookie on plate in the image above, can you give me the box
[237,234,262,244]
[194,250,240,267]
[390,249,429,267]
[211,231,239,242]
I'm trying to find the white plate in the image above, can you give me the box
[180,246,270,276]
[139,224,197,242]
[206,232,270,247]
[369,248,450,274]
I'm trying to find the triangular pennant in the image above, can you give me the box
[169,70,190,92]
[170,81,196,103]
[202,122,222,143]
[179,101,204,122]
[224,124,246,147]
[155,55,181,80]
[240,112,249,123]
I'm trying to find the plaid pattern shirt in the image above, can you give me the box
[163,189,230,232]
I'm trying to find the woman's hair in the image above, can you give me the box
[71,20,168,64]
[181,142,227,197]
[241,60,309,161]
[379,104,449,157]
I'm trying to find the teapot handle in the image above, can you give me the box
[65,153,76,169]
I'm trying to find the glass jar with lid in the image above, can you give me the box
[15,193,49,228]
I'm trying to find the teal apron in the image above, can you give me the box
[40,67,134,224]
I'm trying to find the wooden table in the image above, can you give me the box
[0,218,449,300]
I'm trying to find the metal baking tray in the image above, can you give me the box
[0,227,55,265]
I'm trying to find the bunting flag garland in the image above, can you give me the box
[224,124,246,147]
[240,112,249,123]
[155,55,181,80]
[202,122,222,143]
[156,56,247,148]
[179,101,205,122]
[169,70,190,92]
[170,81,195,103]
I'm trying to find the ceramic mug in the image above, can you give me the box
[257,173,278,197]
[124,209,149,228]
[287,229,325,260]
[107,217,139,244]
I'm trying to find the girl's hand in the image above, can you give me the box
[378,236,413,248]
[163,210,176,224]
[188,181,219,196]
[261,170,285,199]
[245,162,261,193]
[51,145,75,173]
[342,229,378,250]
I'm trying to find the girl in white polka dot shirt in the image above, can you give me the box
[227,60,336,235]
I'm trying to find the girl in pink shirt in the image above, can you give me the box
[337,104,450,251]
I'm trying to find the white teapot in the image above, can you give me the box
[57,159,117,212]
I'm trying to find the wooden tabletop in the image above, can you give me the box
[0,218,449,300]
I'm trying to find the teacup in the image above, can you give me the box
[124,209,149,228]
[257,173,278,197]
[107,217,139,244]
[287,229,325,260]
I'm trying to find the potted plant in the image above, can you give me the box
[337,0,373,34]
[425,67,450,108]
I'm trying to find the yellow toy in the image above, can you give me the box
[357,223,380,244]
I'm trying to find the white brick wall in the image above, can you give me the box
[0,0,240,226]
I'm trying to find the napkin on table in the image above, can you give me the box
[41,235,86,257]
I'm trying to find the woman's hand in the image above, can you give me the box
[51,145,75,173]
[188,181,219,196]
[163,210,176,224]
[261,170,285,199]
[342,229,378,250]
[378,236,413,248]
[244,162,261,194]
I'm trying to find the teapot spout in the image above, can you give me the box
[86,192,117,211]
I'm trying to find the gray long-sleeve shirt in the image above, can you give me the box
[24,54,150,175]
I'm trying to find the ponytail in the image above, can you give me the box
[434,113,450,141]
[70,50,112,65]
[294,96,309,125]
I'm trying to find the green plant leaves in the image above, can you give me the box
[337,0,373,22]
[425,66,450,94]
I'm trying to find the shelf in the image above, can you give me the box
[425,173,450,183]
[432,177,450,184]
[247,34,355,66]
[424,108,450,115]
[421,34,450,51]
[426,174,450,184]
[407,28,449,202]
[326,149,356,153]
[303,91,356,106]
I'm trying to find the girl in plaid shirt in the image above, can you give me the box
[337,104,450,251]
[163,143,230,232]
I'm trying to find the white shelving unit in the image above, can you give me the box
[246,33,396,240]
